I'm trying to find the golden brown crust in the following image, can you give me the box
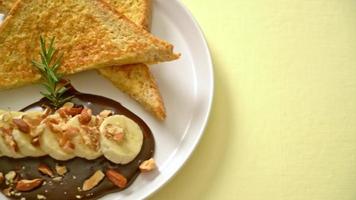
[98,0,166,120]
[0,0,167,120]
[141,0,152,31]
[0,0,16,14]
[98,64,166,120]
[0,0,179,90]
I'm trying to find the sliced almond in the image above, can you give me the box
[16,178,43,192]
[139,158,157,172]
[12,118,30,134]
[106,169,127,189]
[82,170,105,191]
[38,164,54,177]
[55,165,68,176]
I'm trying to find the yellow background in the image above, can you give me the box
[151,0,356,200]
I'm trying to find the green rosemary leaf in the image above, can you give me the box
[60,95,74,103]
[47,37,56,61]
[41,83,54,94]
[31,60,45,72]
[52,53,63,72]
[57,86,69,95]
[32,36,73,108]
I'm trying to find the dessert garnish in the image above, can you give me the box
[31,36,73,108]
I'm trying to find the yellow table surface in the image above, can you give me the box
[151,0,356,199]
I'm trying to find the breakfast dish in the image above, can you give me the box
[0,0,214,199]
[0,0,181,199]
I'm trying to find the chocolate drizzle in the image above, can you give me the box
[0,85,155,200]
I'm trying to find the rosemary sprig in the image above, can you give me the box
[32,36,73,108]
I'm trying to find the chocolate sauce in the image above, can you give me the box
[0,85,155,200]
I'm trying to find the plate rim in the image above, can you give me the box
[142,0,215,199]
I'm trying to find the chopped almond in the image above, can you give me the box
[55,165,68,176]
[66,107,83,116]
[37,194,47,199]
[12,118,31,134]
[3,133,18,152]
[5,171,16,184]
[41,107,52,118]
[106,169,127,189]
[113,132,124,142]
[62,141,75,153]
[38,164,54,177]
[78,108,92,125]
[63,126,79,139]
[57,108,68,118]
[52,177,63,182]
[16,178,43,192]
[82,170,105,191]
[139,158,157,172]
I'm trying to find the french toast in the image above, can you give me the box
[99,0,166,120]
[0,0,179,90]
[0,0,167,120]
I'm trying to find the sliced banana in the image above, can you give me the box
[13,129,45,157]
[0,135,24,158]
[0,111,25,158]
[39,115,75,161]
[66,116,102,160]
[99,115,143,164]
[12,111,46,157]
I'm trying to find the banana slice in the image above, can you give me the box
[12,111,46,157]
[99,115,143,164]
[66,116,102,160]
[0,111,25,158]
[0,136,24,158]
[40,115,75,161]
[13,129,45,157]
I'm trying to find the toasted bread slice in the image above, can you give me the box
[0,0,166,119]
[99,64,166,120]
[0,0,179,90]
[106,0,151,30]
[1,0,150,29]
[99,0,166,120]
[0,0,15,14]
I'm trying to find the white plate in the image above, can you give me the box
[0,0,213,199]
